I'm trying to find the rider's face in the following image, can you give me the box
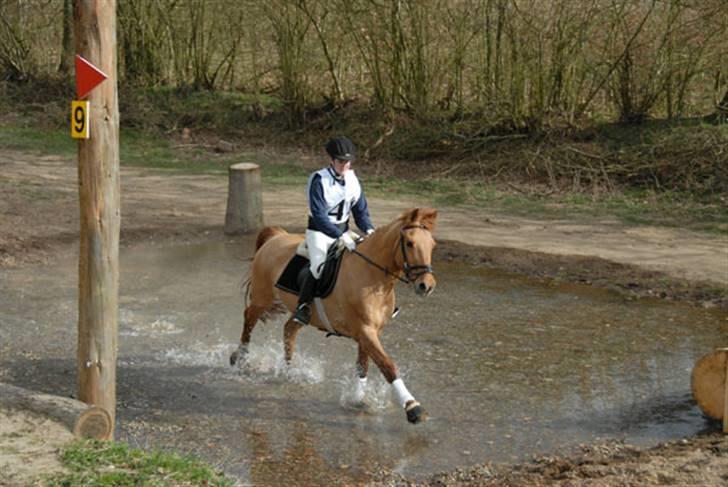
[332,158,352,176]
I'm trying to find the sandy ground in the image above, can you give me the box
[0,409,73,486]
[0,149,726,485]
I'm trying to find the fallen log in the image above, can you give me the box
[0,383,112,440]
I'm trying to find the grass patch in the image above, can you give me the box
[0,121,311,181]
[1,177,65,200]
[0,124,76,155]
[365,175,727,233]
[45,440,230,486]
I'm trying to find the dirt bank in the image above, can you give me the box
[0,149,726,485]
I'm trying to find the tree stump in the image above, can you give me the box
[0,383,113,440]
[224,163,263,235]
[690,348,728,433]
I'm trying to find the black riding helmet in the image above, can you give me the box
[325,136,356,161]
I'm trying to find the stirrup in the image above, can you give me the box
[293,304,311,326]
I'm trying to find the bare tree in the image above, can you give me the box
[57,0,73,77]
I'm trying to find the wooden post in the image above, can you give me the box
[74,0,119,439]
[224,163,264,235]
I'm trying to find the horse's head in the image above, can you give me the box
[397,208,438,296]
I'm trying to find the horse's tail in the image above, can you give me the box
[255,226,287,252]
[240,225,288,316]
[241,226,287,309]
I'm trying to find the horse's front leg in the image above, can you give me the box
[353,344,369,403]
[358,327,426,424]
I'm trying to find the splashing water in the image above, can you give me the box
[121,312,183,337]
[229,342,326,384]
[337,373,395,411]
[160,342,232,366]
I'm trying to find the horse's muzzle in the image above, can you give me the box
[414,274,436,296]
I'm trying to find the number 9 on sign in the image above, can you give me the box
[71,101,90,139]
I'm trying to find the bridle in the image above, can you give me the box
[351,223,434,284]
[399,224,435,282]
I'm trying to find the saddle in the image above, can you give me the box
[274,238,347,299]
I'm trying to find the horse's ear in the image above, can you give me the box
[419,208,438,231]
[400,208,418,223]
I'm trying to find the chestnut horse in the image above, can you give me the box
[230,208,437,423]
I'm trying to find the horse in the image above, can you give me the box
[229,208,438,424]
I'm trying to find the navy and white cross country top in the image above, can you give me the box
[306,167,374,238]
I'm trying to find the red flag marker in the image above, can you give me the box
[75,55,108,99]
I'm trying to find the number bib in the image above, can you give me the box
[306,167,363,225]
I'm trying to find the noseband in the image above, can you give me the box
[399,224,434,283]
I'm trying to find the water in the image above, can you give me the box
[1,239,725,485]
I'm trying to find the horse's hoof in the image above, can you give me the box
[405,400,426,424]
[230,345,247,366]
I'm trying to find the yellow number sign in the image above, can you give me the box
[71,101,90,139]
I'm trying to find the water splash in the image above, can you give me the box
[337,373,393,411]
[121,313,183,337]
[230,342,325,384]
[160,342,231,366]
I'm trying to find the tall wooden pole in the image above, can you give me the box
[74,0,119,439]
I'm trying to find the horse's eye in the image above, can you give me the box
[406,241,414,248]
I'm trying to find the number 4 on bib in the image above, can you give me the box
[328,200,347,221]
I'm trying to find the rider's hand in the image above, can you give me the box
[366,228,375,236]
[339,233,356,251]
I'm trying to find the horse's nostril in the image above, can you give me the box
[418,282,427,292]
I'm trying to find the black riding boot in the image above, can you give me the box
[293,270,317,325]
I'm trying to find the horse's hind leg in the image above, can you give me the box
[230,304,267,366]
[283,319,304,364]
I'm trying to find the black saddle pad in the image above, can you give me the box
[275,246,344,299]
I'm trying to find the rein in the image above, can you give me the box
[351,248,409,284]
[350,223,434,284]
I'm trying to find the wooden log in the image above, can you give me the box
[690,348,727,431]
[0,383,112,440]
[74,0,119,433]
[224,163,264,235]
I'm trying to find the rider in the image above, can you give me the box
[293,136,375,326]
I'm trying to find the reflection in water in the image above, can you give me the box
[0,240,725,485]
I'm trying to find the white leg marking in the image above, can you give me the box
[392,378,415,409]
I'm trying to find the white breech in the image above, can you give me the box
[305,230,336,279]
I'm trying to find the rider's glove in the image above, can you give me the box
[366,228,375,235]
[339,232,356,251]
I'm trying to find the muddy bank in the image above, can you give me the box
[435,240,727,309]
[373,433,727,486]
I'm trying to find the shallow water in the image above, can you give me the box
[1,239,725,485]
